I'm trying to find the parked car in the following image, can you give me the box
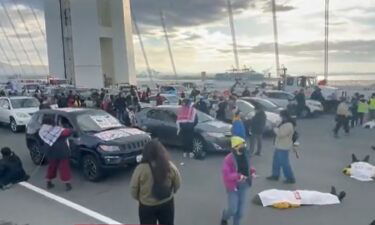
[26,108,151,181]
[0,96,40,132]
[136,106,232,158]
[241,97,284,114]
[260,90,323,117]
[235,99,282,134]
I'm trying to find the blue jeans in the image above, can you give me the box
[271,149,295,181]
[222,182,249,225]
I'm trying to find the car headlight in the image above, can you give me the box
[98,145,120,152]
[206,132,225,138]
[16,112,29,118]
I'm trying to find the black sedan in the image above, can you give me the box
[136,106,232,157]
[26,108,151,181]
[241,97,284,114]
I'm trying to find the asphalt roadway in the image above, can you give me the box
[0,115,374,225]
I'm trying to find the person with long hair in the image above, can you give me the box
[177,99,198,158]
[267,110,297,184]
[130,140,181,225]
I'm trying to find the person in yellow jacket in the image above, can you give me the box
[369,93,375,120]
[358,96,369,125]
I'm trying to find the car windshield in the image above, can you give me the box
[257,98,278,109]
[165,95,179,103]
[76,111,123,132]
[11,98,40,109]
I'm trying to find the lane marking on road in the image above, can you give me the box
[19,182,123,225]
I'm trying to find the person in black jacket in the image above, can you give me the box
[0,147,29,189]
[57,93,68,108]
[295,89,306,118]
[246,106,266,156]
[114,93,127,123]
[195,96,209,114]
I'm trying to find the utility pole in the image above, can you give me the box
[324,0,330,82]
[227,0,240,71]
[271,0,281,78]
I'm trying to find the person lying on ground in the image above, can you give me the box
[252,186,346,209]
[0,147,29,190]
[343,154,375,182]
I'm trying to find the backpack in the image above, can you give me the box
[148,163,172,200]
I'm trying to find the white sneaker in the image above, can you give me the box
[183,153,188,158]
[189,152,195,159]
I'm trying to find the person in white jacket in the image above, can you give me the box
[267,110,296,184]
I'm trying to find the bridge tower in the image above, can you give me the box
[44,0,136,88]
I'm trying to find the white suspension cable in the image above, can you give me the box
[227,0,240,71]
[22,0,46,41]
[132,11,154,84]
[12,0,47,74]
[271,0,281,77]
[0,40,17,75]
[0,16,26,75]
[0,1,36,75]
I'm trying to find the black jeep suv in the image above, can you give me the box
[26,108,151,181]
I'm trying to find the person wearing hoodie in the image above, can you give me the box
[0,147,29,190]
[267,110,296,184]
[247,106,267,156]
[221,136,253,225]
[231,111,247,140]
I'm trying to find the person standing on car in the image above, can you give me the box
[267,110,296,184]
[295,89,306,118]
[39,117,73,191]
[221,136,253,225]
[334,97,351,138]
[130,140,181,225]
[247,106,266,156]
[177,99,198,158]
[0,147,29,190]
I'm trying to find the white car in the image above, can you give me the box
[261,90,323,117]
[0,96,40,132]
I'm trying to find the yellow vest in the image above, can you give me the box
[370,98,375,110]
[358,102,369,113]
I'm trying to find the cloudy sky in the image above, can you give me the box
[0,0,375,77]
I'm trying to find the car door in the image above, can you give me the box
[159,110,180,145]
[0,99,6,122]
[269,93,288,108]
[143,109,166,138]
[0,99,11,123]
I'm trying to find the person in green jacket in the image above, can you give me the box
[130,140,181,225]
[358,96,369,125]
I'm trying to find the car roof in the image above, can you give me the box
[1,96,37,100]
[37,108,99,116]
[265,90,291,94]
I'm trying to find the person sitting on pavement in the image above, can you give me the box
[252,186,346,209]
[0,147,29,190]
[343,154,375,182]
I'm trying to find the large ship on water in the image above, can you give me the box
[215,67,265,81]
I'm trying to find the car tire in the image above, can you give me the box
[29,142,46,165]
[82,154,104,182]
[192,136,207,159]
[301,107,310,118]
[10,118,20,133]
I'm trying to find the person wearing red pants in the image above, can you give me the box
[39,118,72,191]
